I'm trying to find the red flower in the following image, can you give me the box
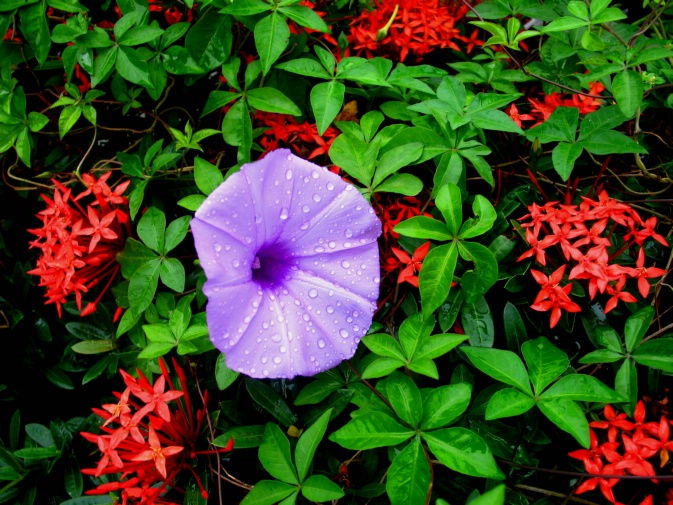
[505,103,535,128]
[82,359,234,504]
[27,175,130,317]
[632,247,667,298]
[389,242,431,287]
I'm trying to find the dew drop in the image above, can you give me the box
[340,329,349,339]
[328,241,336,249]
[308,289,318,298]
[244,236,252,244]
[312,194,321,202]
[317,339,326,349]
[285,168,293,179]
[280,346,287,353]
[273,356,282,364]
[279,208,289,220]
[214,243,222,252]
[311,170,319,179]
[314,246,325,253]
[302,204,310,213]
[232,259,240,268]
[345,229,353,238]
[326,305,334,314]
[341,260,351,268]
[326,182,335,191]
[224,244,231,251]
[271,334,282,343]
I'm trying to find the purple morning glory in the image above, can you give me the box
[191,149,382,379]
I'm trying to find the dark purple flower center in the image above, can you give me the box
[251,246,290,287]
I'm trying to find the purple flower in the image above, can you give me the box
[191,149,382,378]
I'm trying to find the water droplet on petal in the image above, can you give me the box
[340,329,349,339]
[312,194,321,202]
[271,334,282,343]
[317,339,326,349]
[280,208,289,220]
[273,356,281,364]
[285,168,293,179]
[326,305,334,314]
[232,259,240,268]
[341,260,351,268]
[326,182,335,191]
[214,243,222,252]
[308,289,318,298]
[302,204,310,213]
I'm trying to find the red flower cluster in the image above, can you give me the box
[28,174,131,317]
[378,196,434,289]
[525,81,605,127]
[347,0,472,62]
[383,241,431,287]
[254,111,339,161]
[81,358,233,504]
[569,402,673,505]
[518,191,668,327]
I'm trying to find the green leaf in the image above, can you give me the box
[137,207,166,253]
[462,346,532,395]
[399,313,436,359]
[422,428,504,479]
[117,237,157,279]
[579,349,625,364]
[28,111,49,132]
[71,340,114,354]
[394,216,452,241]
[361,357,405,379]
[539,16,587,32]
[362,333,406,360]
[413,333,468,362]
[259,423,298,484]
[247,87,301,115]
[178,194,207,211]
[551,141,583,181]
[469,109,523,134]
[580,130,647,155]
[185,13,232,71]
[294,379,343,406]
[220,0,270,16]
[526,106,578,144]
[202,91,241,117]
[311,81,345,136]
[329,412,414,449]
[213,425,264,449]
[522,337,569,396]
[245,379,297,427]
[163,216,191,254]
[615,358,638,410]
[540,374,624,403]
[485,388,535,420]
[240,480,296,505]
[419,242,458,317]
[278,5,329,32]
[537,398,590,448]
[458,195,496,239]
[215,354,239,390]
[14,447,59,460]
[255,12,290,75]
[91,46,118,88]
[222,99,252,154]
[421,383,471,429]
[434,183,462,237]
[460,297,495,347]
[578,106,627,141]
[59,106,82,139]
[372,143,423,187]
[624,306,654,353]
[387,372,423,427]
[275,58,331,79]
[386,437,430,505]
[295,409,331,482]
[458,242,498,305]
[115,46,151,87]
[633,339,673,372]
[328,133,377,184]
[20,1,51,67]
[128,258,161,315]
[118,25,164,46]
[301,475,344,502]
[374,174,423,196]
[612,70,643,118]
[503,302,527,354]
